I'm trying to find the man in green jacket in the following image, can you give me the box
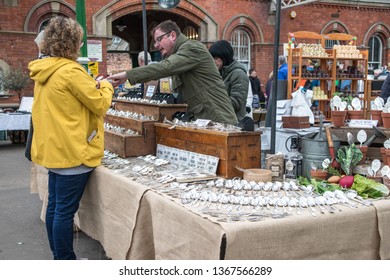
[108,20,237,125]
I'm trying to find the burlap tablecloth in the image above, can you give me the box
[128,191,224,260]
[31,164,390,260]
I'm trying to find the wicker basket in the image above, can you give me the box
[243,169,272,182]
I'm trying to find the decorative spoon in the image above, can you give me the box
[371,159,381,177]
[356,130,367,147]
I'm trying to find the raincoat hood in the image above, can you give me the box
[29,57,73,84]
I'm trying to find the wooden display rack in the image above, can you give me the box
[329,126,390,161]
[104,101,187,158]
[287,31,368,120]
[155,123,261,178]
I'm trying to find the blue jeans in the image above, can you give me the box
[46,171,91,260]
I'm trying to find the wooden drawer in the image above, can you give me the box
[155,123,261,178]
[113,100,187,121]
[105,114,156,133]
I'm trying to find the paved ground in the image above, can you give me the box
[0,139,108,260]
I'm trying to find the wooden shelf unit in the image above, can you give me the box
[287,32,369,120]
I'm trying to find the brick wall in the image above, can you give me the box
[1,1,390,99]
[107,53,132,74]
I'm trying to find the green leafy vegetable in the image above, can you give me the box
[298,176,342,194]
[351,174,390,198]
[336,144,363,175]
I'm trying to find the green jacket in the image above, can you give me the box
[221,60,249,121]
[126,34,238,125]
[28,57,113,168]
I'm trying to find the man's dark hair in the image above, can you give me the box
[152,20,181,37]
[249,68,255,75]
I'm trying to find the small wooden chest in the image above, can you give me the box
[155,123,261,178]
[282,116,310,129]
[104,130,156,158]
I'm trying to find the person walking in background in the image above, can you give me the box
[265,71,273,109]
[138,51,151,67]
[28,16,114,260]
[248,68,265,109]
[108,20,237,125]
[209,40,249,122]
[277,55,288,80]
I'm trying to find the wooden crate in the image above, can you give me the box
[113,99,187,121]
[155,123,261,178]
[104,130,156,158]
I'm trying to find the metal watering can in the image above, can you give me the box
[285,116,340,178]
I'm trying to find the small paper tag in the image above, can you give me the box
[87,130,97,142]
[193,119,211,127]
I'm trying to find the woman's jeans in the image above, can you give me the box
[46,171,91,260]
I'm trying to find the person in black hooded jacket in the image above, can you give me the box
[209,40,249,122]
[381,73,390,101]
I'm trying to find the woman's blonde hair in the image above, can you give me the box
[40,16,84,61]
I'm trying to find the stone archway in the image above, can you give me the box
[363,22,390,47]
[24,0,75,32]
[92,0,218,43]
[222,14,264,44]
[320,20,350,35]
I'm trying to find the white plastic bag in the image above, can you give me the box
[291,87,314,124]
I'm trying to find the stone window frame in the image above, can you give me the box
[368,35,383,70]
[230,28,251,72]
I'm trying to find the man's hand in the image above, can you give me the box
[107,72,127,87]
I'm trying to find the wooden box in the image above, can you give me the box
[104,131,156,158]
[104,116,157,157]
[155,123,261,178]
[113,99,187,121]
[282,116,310,129]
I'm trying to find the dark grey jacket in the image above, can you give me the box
[126,34,238,125]
[381,74,390,101]
[221,60,249,121]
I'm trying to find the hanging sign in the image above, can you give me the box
[87,40,102,62]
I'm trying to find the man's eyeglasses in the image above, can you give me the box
[155,31,171,43]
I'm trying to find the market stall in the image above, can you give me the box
[29,92,390,260]
[31,161,390,260]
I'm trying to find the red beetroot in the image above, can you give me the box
[339,175,354,188]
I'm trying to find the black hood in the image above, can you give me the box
[209,40,234,66]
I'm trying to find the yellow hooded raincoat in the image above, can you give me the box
[28,57,113,168]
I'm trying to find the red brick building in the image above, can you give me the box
[1,0,390,104]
